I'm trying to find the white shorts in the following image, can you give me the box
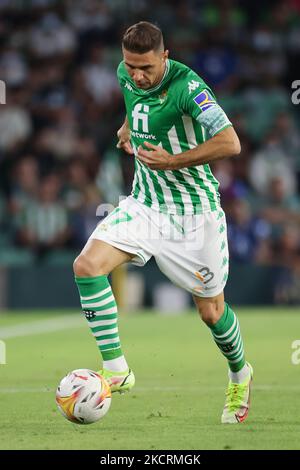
[90,196,229,298]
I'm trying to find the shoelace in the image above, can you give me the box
[225,383,248,412]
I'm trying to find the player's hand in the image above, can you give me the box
[137,142,174,170]
[116,123,134,155]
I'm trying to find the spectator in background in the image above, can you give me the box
[259,176,300,238]
[9,156,39,215]
[249,131,297,198]
[15,173,71,257]
[81,44,120,107]
[272,112,300,189]
[273,225,300,305]
[0,88,32,152]
[227,198,271,263]
[0,47,28,88]
[63,159,102,247]
[192,31,239,92]
[28,13,76,59]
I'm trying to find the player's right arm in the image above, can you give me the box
[116,116,134,155]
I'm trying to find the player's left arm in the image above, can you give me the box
[137,79,241,171]
[170,125,241,170]
[137,126,240,170]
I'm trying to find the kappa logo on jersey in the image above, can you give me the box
[125,81,133,92]
[132,103,149,132]
[193,90,216,112]
[188,80,200,94]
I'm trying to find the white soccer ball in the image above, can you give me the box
[56,369,112,424]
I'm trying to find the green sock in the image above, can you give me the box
[75,275,124,362]
[209,303,246,372]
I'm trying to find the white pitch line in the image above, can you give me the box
[0,388,54,393]
[0,385,300,393]
[0,315,85,339]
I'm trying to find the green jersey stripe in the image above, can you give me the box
[193,125,218,211]
[203,164,220,196]
[156,170,186,214]
[171,170,202,213]
[139,162,161,208]
[133,142,165,210]
[136,160,152,208]
[167,123,202,212]
[167,125,182,154]
[144,166,166,210]
[132,159,141,199]
[182,116,218,211]
[150,159,182,213]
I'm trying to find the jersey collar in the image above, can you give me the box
[142,59,170,94]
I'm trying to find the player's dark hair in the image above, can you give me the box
[122,21,164,54]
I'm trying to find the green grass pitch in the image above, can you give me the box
[0,308,300,450]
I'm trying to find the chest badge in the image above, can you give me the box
[158,89,168,104]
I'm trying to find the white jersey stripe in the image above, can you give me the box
[182,115,197,148]
[168,125,182,155]
[132,143,147,205]
[195,125,219,209]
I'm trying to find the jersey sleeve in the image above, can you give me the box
[178,70,232,138]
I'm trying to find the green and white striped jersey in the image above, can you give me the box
[117,59,232,215]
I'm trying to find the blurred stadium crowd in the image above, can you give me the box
[0,0,300,303]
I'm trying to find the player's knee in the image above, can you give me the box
[197,300,224,326]
[73,254,106,277]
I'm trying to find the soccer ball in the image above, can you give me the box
[56,369,112,424]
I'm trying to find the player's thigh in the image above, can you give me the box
[75,196,154,276]
[155,208,229,298]
[73,238,135,277]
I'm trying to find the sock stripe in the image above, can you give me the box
[213,315,237,339]
[214,333,241,352]
[228,350,245,364]
[81,291,112,305]
[96,337,120,346]
[217,330,241,349]
[214,330,243,358]
[92,325,118,335]
[87,307,118,320]
[80,286,112,301]
[88,318,116,328]
[87,314,117,324]
[99,342,121,350]
[213,325,240,346]
[92,300,118,312]
[76,275,125,364]
[226,338,243,358]
[94,332,120,341]
[208,303,246,373]
[91,325,118,335]
[82,294,115,309]
[220,339,244,359]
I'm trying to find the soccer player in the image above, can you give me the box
[73,21,253,424]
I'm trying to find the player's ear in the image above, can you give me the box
[163,50,169,61]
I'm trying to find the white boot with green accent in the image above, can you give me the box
[221,362,253,424]
[97,368,135,394]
